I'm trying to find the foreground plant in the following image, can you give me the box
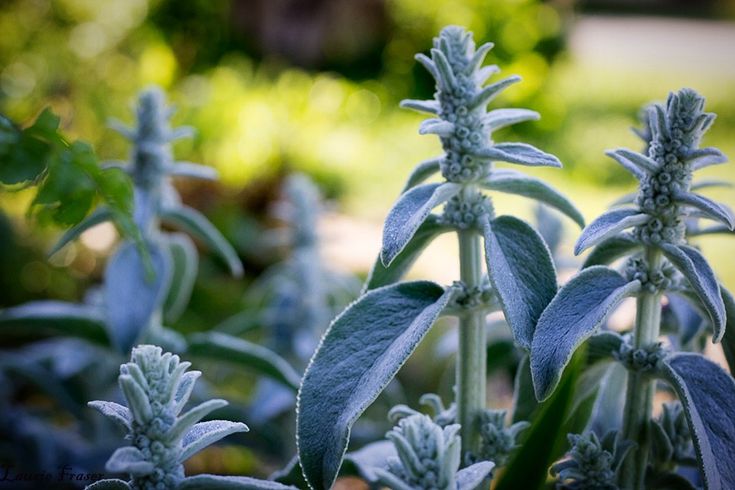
[531,88,735,488]
[87,345,293,489]
[297,25,583,489]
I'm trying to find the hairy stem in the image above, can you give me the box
[620,247,662,489]
[457,225,487,458]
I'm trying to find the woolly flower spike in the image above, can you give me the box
[577,88,733,256]
[388,392,458,428]
[468,409,529,467]
[87,345,289,490]
[374,414,495,490]
[551,431,634,490]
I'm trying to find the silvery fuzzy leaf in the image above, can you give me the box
[414,53,439,80]
[168,161,219,181]
[179,420,249,462]
[343,440,397,483]
[688,224,735,237]
[162,232,198,323]
[88,400,132,431]
[174,370,202,413]
[574,208,649,255]
[466,41,494,74]
[105,446,154,476]
[430,48,456,89]
[690,179,733,192]
[660,243,725,342]
[483,215,557,349]
[481,169,584,228]
[179,474,296,490]
[104,240,173,352]
[85,479,131,489]
[366,214,451,291]
[665,293,705,345]
[419,119,455,138]
[380,182,462,267]
[475,64,500,85]
[188,332,301,391]
[119,374,152,425]
[661,353,735,490]
[48,206,113,257]
[166,399,228,443]
[685,147,728,170]
[456,461,496,490]
[581,234,641,268]
[484,108,540,132]
[675,192,735,229]
[160,205,243,278]
[399,99,440,115]
[297,281,452,490]
[0,300,109,346]
[587,362,627,436]
[721,287,735,374]
[531,266,641,401]
[473,142,562,168]
[605,148,659,177]
[469,76,521,110]
[401,157,442,193]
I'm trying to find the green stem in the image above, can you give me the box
[457,226,487,458]
[620,247,662,489]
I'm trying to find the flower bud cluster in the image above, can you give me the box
[624,256,678,293]
[552,431,632,490]
[466,409,529,467]
[633,89,712,246]
[440,191,494,230]
[389,392,457,429]
[448,279,494,310]
[381,414,462,490]
[123,346,187,490]
[613,335,667,373]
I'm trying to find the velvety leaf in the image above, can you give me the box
[401,157,442,192]
[675,192,735,229]
[104,240,173,352]
[531,267,641,401]
[0,300,109,345]
[720,287,735,374]
[484,108,540,132]
[399,99,440,115]
[430,48,456,90]
[48,207,113,257]
[483,215,557,349]
[297,281,452,490]
[481,169,584,227]
[105,446,154,476]
[180,420,249,462]
[575,208,649,255]
[472,142,562,168]
[660,243,725,341]
[179,474,296,490]
[661,353,735,490]
[162,232,198,323]
[88,400,131,431]
[160,205,243,278]
[587,362,627,436]
[688,224,735,237]
[456,461,495,490]
[85,479,131,490]
[581,234,641,268]
[380,182,461,266]
[691,180,733,192]
[342,440,397,483]
[686,147,728,170]
[469,75,521,109]
[175,371,202,413]
[188,332,301,391]
[168,162,219,180]
[665,293,705,345]
[167,399,228,443]
[365,215,451,291]
[418,118,454,136]
[605,148,659,177]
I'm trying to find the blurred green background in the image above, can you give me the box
[1,0,734,312]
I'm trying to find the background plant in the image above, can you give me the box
[296,25,584,490]
[531,88,735,489]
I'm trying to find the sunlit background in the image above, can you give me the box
[2,0,735,483]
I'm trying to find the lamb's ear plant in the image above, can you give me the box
[531,88,735,489]
[86,344,295,490]
[297,25,583,490]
